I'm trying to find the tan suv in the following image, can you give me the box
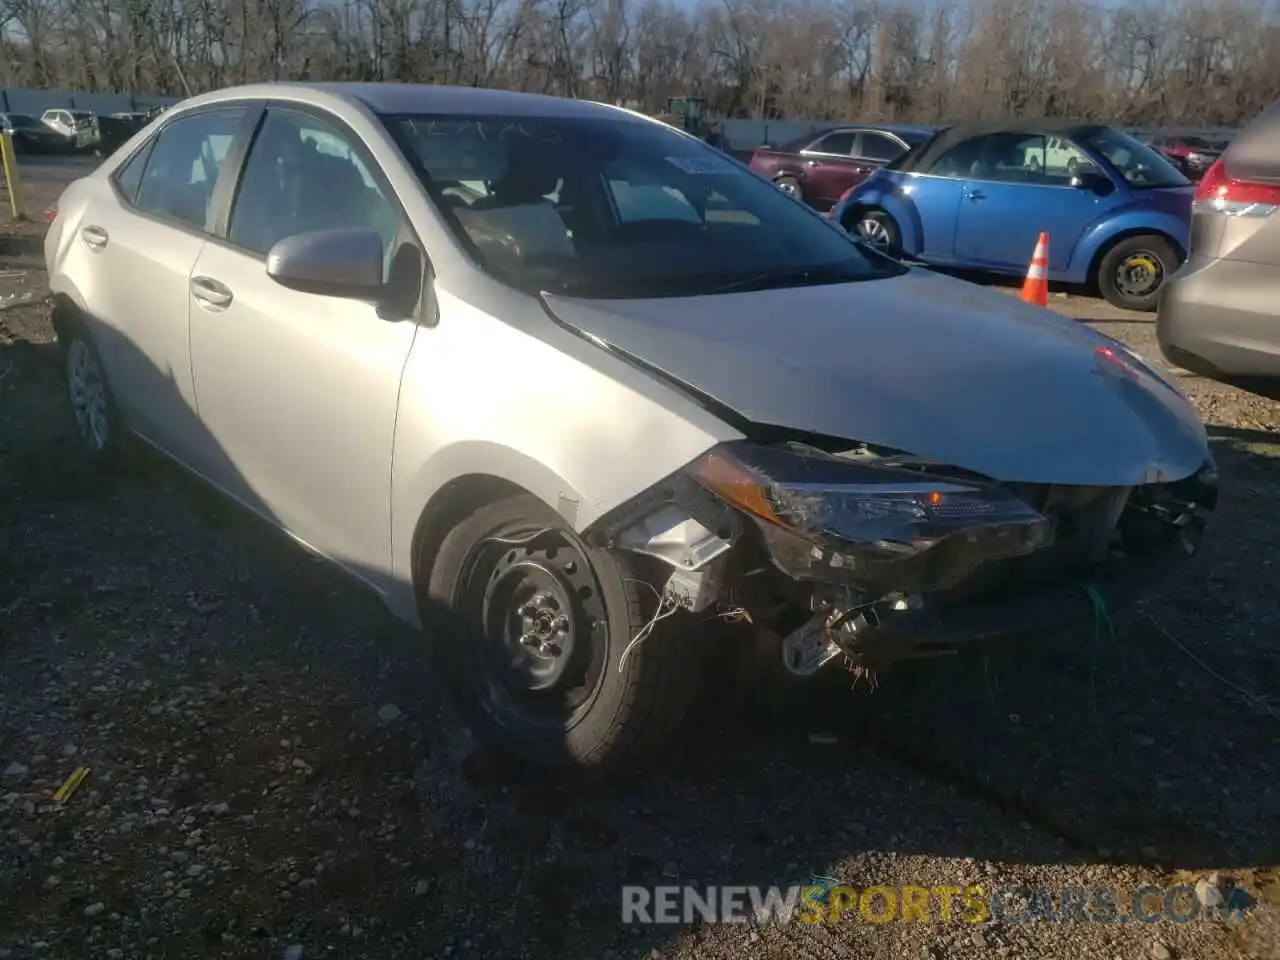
[1157,105,1279,380]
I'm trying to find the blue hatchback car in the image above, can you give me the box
[828,121,1194,311]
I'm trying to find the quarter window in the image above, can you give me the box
[132,109,246,229]
[112,142,153,204]
[228,109,401,261]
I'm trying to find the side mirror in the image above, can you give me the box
[266,227,385,299]
[1069,170,1114,196]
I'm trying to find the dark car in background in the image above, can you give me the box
[1157,103,1280,381]
[95,112,150,156]
[748,124,934,210]
[0,112,69,153]
[1149,135,1226,181]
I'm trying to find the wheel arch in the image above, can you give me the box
[1081,226,1186,290]
[396,443,596,627]
[839,195,923,254]
[50,291,86,344]
[409,473,531,609]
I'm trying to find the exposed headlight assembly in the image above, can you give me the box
[686,441,1053,594]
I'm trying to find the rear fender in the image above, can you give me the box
[1069,210,1190,279]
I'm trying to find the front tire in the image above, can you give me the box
[64,327,124,466]
[1096,235,1179,312]
[425,494,702,773]
[847,206,902,258]
[775,175,802,202]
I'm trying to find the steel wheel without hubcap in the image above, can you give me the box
[1115,251,1164,302]
[67,339,111,454]
[468,531,609,732]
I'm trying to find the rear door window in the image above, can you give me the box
[858,133,903,162]
[805,131,856,156]
[132,108,247,230]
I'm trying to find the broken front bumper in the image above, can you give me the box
[834,526,1199,666]
[594,440,1214,677]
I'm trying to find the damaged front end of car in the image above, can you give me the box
[586,438,1217,682]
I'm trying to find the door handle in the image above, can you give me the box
[965,190,986,201]
[190,276,233,308]
[81,225,108,249]
[805,159,819,167]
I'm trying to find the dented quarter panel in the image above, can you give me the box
[542,268,1210,487]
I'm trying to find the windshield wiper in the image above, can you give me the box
[701,263,878,295]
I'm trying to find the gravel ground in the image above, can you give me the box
[2,164,1279,960]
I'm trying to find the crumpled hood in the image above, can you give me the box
[542,269,1211,486]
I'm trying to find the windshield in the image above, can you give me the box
[1084,128,1190,189]
[384,113,905,298]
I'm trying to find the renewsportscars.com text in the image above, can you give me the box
[621,883,1255,925]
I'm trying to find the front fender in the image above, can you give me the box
[386,287,741,626]
[1069,209,1191,278]
[831,181,925,255]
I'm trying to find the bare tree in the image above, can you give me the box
[0,0,1276,126]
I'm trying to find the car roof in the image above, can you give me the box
[177,82,640,122]
[772,123,935,152]
[891,119,1111,173]
[815,123,937,137]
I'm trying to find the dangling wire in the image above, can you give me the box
[1078,582,1117,644]
[617,579,680,673]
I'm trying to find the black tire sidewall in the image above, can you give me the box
[1097,235,1178,312]
[425,494,692,771]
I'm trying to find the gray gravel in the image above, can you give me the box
[2,169,1279,959]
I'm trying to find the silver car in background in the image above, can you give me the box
[45,83,1217,773]
[1157,100,1280,381]
[40,108,98,150]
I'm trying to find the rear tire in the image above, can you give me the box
[1096,235,1179,312]
[425,494,703,774]
[62,323,125,468]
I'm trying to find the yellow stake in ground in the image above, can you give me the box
[53,765,91,803]
[0,131,29,221]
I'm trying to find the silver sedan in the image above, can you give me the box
[45,83,1217,773]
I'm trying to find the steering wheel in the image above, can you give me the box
[615,218,706,242]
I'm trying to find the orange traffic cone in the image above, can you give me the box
[1019,232,1050,307]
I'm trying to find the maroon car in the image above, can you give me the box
[1148,135,1228,181]
[748,124,935,210]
